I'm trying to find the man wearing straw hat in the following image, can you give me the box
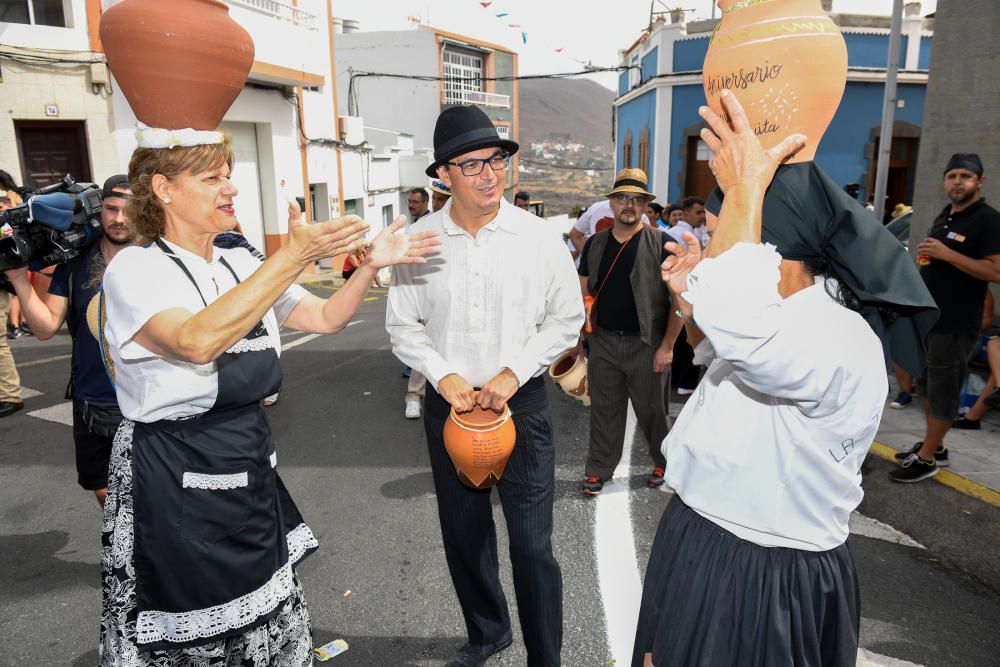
[387,104,583,666]
[577,168,681,496]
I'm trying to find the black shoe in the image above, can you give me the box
[7,328,23,339]
[953,416,981,430]
[582,475,604,496]
[893,442,949,467]
[985,388,1000,409]
[444,633,513,667]
[401,366,412,378]
[890,453,940,483]
[17,323,31,336]
[0,401,24,418]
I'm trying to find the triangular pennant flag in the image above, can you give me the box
[521,31,527,43]
[555,48,564,53]
[496,12,509,17]
[480,1,492,7]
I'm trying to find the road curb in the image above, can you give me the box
[870,441,1000,508]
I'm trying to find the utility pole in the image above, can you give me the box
[872,0,904,221]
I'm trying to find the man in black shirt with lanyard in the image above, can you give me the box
[577,168,682,495]
[893,153,1000,482]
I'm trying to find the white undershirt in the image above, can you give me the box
[665,243,888,551]
[386,198,584,389]
[102,240,307,422]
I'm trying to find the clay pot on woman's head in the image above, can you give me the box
[100,0,255,131]
[549,351,590,406]
[703,0,848,163]
[442,404,517,489]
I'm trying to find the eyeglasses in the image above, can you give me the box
[612,193,648,207]
[446,152,511,177]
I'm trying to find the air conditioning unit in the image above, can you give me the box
[337,116,365,145]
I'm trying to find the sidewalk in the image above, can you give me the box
[875,381,1000,500]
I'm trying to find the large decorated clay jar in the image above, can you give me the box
[549,351,590,407]
[99,0,255,130]
[443,404,517,490]
[703,0,848,163]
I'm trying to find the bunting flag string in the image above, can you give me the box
[471,1,569,54]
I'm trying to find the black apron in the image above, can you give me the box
[131,240,316,651]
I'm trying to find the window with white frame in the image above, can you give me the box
[443,48,484,105]
[382,204,394,227]
[495,125,510,140]
[0,0,68,27]
[695,139,713,162]
[629,54,640,88]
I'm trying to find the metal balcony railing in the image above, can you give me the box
[444,89,511,109]
[224,0,319,30]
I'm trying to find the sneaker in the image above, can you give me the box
[18,323,31,336]
[401,366,412,378]
[676,387,695,396]
[893,442,949,467]
[890,453,940,483]
[262,392,279,407]
[985,387,1000,409]
[7,328,23,339]
[647,466,666,488]
[953,416,981,430]
[889,391,912,408]
[582,475,604,496]
[404,399,421,419]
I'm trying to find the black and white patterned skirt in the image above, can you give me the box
[99,420,315,666]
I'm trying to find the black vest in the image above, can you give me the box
[586,225,671,346]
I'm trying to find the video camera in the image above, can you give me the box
[0,175,104,273]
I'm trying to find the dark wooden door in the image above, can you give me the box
[684,136,717,200]
[15,121,92,188]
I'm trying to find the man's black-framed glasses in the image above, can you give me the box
[446,152,511,177]
[612,193,647,207]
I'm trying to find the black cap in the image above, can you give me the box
[102,174,129,199]
[426,105,519,178]
[944,153,984,177]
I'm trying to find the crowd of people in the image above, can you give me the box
[1,58,997,667]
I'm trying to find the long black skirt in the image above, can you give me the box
[632,498,860,667]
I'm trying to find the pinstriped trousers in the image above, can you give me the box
[585,327,669,480]
[424,379,562,666]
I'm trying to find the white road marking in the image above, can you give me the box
[17,353,72,368]
[850,512,925,549]
[280,321,364,352]
[857,648,926,666]
[595,403,642,666]
[26,401,73,427]
[20,387,42,399]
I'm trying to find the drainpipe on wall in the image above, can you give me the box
[327,0,346,220]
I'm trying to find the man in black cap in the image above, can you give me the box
[387,105,583,666]
[892,153,1000,482]
[2,175,137,506]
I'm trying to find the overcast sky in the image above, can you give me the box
[337,0,937,90]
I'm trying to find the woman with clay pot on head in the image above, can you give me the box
[97,139,438,663]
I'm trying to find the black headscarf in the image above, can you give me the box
[706,162,939,375]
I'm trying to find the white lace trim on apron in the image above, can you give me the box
[135,522,318,645]
[181,471,248,490]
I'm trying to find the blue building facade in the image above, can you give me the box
[614,12,934,214]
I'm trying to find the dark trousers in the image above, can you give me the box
[671,326,699,390]
[585,327,669,479]
[424,377,563,666]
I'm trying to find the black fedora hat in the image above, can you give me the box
[426,105,519,178]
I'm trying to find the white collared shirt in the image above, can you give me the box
[386,198,584,388]
[664,243,888,551]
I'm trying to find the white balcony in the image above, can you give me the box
[224,0,319,30]
[444,89,511,109]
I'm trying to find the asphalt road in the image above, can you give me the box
[2,288,999,666]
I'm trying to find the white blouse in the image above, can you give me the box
[102,240,307,422]
[386,197,584,388]
[665,243,888,551]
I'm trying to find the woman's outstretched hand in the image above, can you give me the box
[699,90,806,195]
[284,198,370,266]
[363,216,441,269]
[661,231,703,297]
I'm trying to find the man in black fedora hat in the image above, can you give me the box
[387,105,583,666]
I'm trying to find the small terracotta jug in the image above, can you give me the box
[702,0,847,162]
[549,351,590,406]
[442,404,517,489]
[100,0,255,130]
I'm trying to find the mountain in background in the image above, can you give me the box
[519,78,615,148]
[517,78,616,216]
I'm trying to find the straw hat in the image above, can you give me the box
[891,203,912,219]
[605,168,655,199]
[429,180,452,196]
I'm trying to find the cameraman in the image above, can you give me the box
[2,175,136,506]
[0,190,23,417]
